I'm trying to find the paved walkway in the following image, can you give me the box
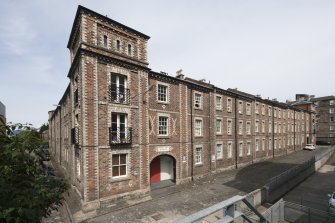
[82,146,334,223]
[284,150,335,211]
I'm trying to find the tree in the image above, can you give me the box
[38,123,49,134]
[0,123,68,223]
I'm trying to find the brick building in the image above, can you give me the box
[311,96,335,145]
[48,6,315,211]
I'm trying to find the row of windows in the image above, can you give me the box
[102,35,133,56]
[195,142,233,164]
[195,135,304,164]
[214,119,308,136]
[108,80,309,124]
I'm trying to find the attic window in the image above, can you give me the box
[127,44,132,56]
[116,40,121,51]
[103,35,108,47]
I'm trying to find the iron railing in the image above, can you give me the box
[109,127,132,145]
[71,127,79,145]
[108,86,130,104]
[284,201,335,223]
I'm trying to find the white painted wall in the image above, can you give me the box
[160,156,174,180]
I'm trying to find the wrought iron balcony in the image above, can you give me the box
[108,86,130,104]
[109,127,132,145]
[71,127,79,145]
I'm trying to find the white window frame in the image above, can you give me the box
[262,104,265,115]
[227,141,233,158]
[157,83,169,103]
[255,102,259,114]
[262,138,265,151]
[246,121,251,135]
[216,143,223,160]
[262,120,265,133]
[194,118,203,137]
[111,153,128,178]
[330,100,335,105]
[158,116,169,136]
[227,119,233,135]
[195,146,203,165]
[239,142,243,157]
[247,141,251,155]
[194,92,203,109]
[216,118,222,134]
[227,98,232,112]
[255,120,259,133]
[255,138,259,151]
[238,101,243,114]
[239,120,243,135]
[246,103,251,115]
[75,147,81,179]
[216,95,222,110]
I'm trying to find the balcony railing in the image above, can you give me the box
[108,86,130,104]
[71,127,79,145]
[109,127,132,145]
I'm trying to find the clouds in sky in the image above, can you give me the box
[0,0,334,126]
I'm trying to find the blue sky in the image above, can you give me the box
[1,0,335,127]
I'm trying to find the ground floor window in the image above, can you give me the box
[75,147,81,179]
[216,144,223,159]
[112,154,127,177]
[227,141,233,158]
[195,147,202,164]
[239,142,243,157]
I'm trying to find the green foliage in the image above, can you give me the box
[0,124,68,223]
[39,123,49,134]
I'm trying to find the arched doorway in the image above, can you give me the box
[150,155,176,188]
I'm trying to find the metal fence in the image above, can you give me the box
[266,148,333,193]
[284,201,335,223]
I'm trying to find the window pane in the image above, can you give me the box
[112,155,119,165]
[120,165,126,175]
[112,166,119,176]
[120,154,127,164]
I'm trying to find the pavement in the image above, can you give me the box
[283,148,335,211]
[81,146,334,223]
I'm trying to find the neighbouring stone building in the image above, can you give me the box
[293,94,335,145]
[48,5,316,211]
[0,101,6,127]
[312,96,335,145]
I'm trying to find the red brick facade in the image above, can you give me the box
[48,6,316,211]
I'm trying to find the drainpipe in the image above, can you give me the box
[59,106,62,166]
[294,111,296,151]
[234,97,238,169]
[272,105,275,159]
[190,88,194,181]
[208,91,212,173]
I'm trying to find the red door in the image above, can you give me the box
[150,157,161,183]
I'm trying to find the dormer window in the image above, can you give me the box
[127,44,132,56]
[103,35,108,48]
[116,40,121,51]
